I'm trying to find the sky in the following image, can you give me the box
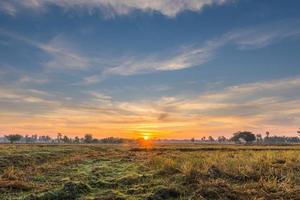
[0,0,300,139]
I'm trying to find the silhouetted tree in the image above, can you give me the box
[74,136,80,143]
[230,131,256,144]
[25,135,30,143]
[217,136,227,142]
[5,134,23,144]
[264,135,300,144]
[45,135,51,142]
[191,138,195,143]
[84,134,93,143]
[57,133,62,143]
[266,131,270,138]
[92,138,99,143]
[256,134,263,143]
[101,137,123,144]
[208,136,215,142]
[38,135,51,143]
[62,135,70,143]
[32,134,38,142]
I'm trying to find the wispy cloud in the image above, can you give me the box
[41,36,91,70]
[0,86,58,106]
[103,42,217,76]
[2,18,300,85]
[0,28,90,71]
[82,19,300,84]
[1,0,231,18]
[81,44,217,84]
[0,64,49,86]
[227,19,300,49]
[19,75,48,84]
[0,1,17,16]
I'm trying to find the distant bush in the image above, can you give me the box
[5,134,23,144]
[100,137,124,144]
[230,131,256,144]
[83,134,93,143]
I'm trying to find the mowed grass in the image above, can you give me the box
[1,144,300,199]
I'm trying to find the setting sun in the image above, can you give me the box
[143,136,149,140]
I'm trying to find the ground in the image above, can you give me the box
[1,143,300,200]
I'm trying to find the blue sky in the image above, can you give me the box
[0,0,300,138]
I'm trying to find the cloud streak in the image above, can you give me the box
[0,28,91,71]
[1,0,231,18]
[103,42,216,76]
[41,36,91,70]
[228,20,300,49]
[82,19,300,83]
[2,18,300,85]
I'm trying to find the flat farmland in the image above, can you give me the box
[1,144,300,200]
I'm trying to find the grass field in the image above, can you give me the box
[1,143,300,200]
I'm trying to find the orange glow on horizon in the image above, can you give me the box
[0,113,299,139]
[139,137,153,148]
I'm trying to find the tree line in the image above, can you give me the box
[1,129,300,144]
[191,129,300,144]
[1,133,129,144]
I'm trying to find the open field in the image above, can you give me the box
[1,144,300,200]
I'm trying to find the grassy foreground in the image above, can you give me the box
[1,144,300,200]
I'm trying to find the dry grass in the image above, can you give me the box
[0,144,300,199]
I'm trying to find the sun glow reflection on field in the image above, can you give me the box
[138,133,153,148]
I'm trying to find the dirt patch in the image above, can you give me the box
[272,159,286,165]
[27,181,91,200]
[91,180,117,189]
[207,165,229,179]
[117,174,146,185]
[193,182,247,200]
[94,193,126,200]
[0,180,34,191]
[146,186,181,200]
[207,165,259,182]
